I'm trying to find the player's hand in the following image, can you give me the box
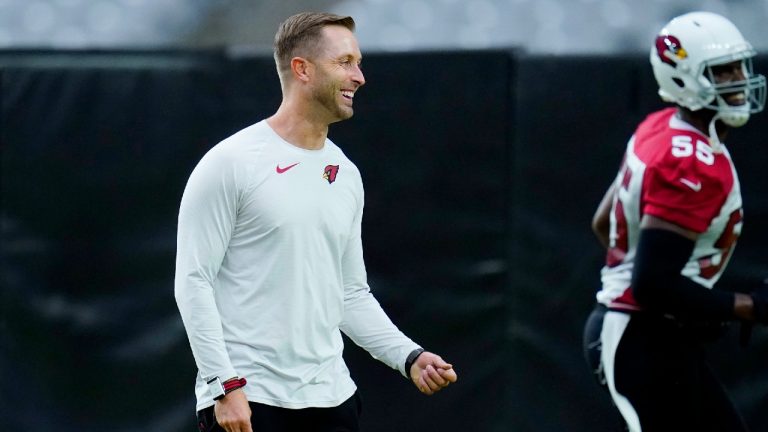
[214,389,252,432]
[409,351,457,395]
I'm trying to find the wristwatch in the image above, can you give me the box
[404,348,425,377]
[206,376,248,400]
[207,377,227,400]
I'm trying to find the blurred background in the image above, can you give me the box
[1,1,767,432]
[0,0,766,53]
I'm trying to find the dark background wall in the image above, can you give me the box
[1,50,765,431]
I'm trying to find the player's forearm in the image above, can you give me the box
[175,275,237,380]
[632,228,736,321]
[340,292,420,376]
[592,181,616,249]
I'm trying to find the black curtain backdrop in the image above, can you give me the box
[1,50,765,431]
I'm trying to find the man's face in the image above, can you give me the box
[711,60,748,106]
[308,25,366,123]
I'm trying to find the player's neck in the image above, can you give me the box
[677,108,728,142]
[267,103,329,150]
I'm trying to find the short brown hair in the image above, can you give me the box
[273,12,355,76]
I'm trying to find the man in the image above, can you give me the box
[585,11,767,431]
[175,12,457,432]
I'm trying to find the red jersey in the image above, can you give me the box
[596,108,743,311]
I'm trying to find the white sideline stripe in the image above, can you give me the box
[601,311,642,432]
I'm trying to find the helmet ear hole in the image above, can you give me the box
[672,78,685,88]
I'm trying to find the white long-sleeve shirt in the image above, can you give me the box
[174,120,420,411]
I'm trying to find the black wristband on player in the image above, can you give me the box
[404,348,425,378]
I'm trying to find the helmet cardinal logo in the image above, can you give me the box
[655,35,687,67]
[323,165,339,184]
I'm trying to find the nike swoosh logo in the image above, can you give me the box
[679,177,702,192]
[276,162,299,174]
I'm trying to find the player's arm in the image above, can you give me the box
[338,187,456,394]
[631,214,758,321]
[175,151,239,380]
[174,151,252,430]
[591,181,616,249]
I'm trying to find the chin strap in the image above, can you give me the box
[707,113,724,154]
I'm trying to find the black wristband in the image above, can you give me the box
[404,348,424,378]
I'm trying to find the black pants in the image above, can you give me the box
[582,303,629,431]
[606,311,747,431]
[196,392,363,432]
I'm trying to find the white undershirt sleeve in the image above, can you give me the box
[174,149,240,383]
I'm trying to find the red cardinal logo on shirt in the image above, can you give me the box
[323,165,339,184]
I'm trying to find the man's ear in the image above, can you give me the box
[291,57,313,83]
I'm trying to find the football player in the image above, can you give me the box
[585,11,767,432]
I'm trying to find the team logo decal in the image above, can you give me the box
[323,165,339,184]
[655,35,687,67]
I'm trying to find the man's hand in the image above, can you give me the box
[214,389,252,432]
[409,351,457,395]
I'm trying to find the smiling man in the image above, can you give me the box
[583,11,767,432]
[174,12,457,432]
